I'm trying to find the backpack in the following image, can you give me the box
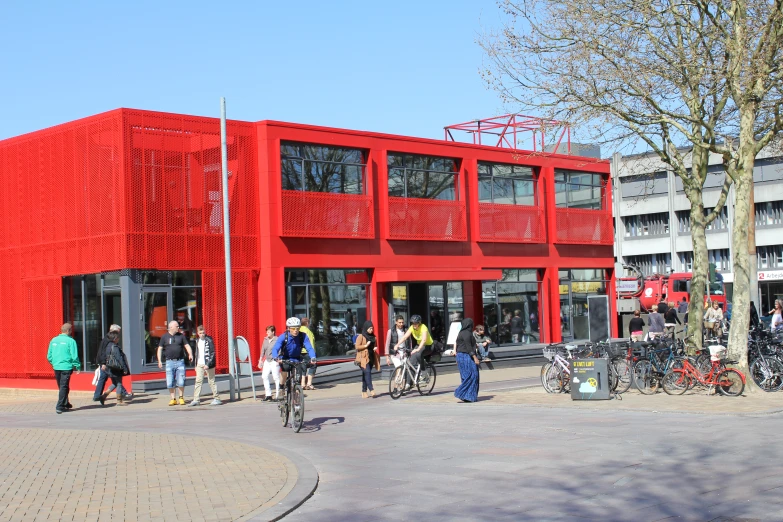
[106,344,124,372]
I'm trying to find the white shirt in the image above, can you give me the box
[197,339,206,366]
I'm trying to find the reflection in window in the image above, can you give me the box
[387,153,458,200]
[478,162,535,206]
[554,170,604,209]
[285,269,370,358]
[482,271,542,346]
[281,142,366,195]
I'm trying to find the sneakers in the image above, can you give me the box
[168,399,177,406]
[188,400,200,407]
[210,399,222,406]
[178,397,186,406]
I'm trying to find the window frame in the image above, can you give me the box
[477,162,537,206]
[554,169,606,210]
[281,142,367,195]
[387,152,460,201]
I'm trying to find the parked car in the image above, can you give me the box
[316,320,349,335]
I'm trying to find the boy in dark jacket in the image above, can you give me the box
[189,325,222,406]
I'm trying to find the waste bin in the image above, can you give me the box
[570,358,610,400]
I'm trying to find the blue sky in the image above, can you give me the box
[0,1,508,141]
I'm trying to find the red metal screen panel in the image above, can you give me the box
[202,270,260,374]
[123,110,258,270]
[281,190,374,239]
[23,278,64,378]
[555,208,614,245]
[478,203,545,243]
[388,197,467,241]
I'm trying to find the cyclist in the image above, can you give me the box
[393,315,433,388]
[272,317,317,394]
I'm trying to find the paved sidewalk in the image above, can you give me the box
[0,428,294,522]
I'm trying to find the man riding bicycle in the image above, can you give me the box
[272,317,316,393]
[393,315,433,388]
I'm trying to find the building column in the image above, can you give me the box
[543,266,562,343]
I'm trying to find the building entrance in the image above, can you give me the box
[388,282,464,343]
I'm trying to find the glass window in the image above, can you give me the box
[62,275,102,371]
[285,269,370,358]
[554,169,604,209]
[482,272,542,345]
[387,153,459,200]
[624,254,671,276]
[173,288,202,343]
[758,245,783,269]
[103,272,121,287]
[281,142,366,195]
[478,162,536,206]
[172,271,201,287]
[623,213,669,237]
[755,201,783,227]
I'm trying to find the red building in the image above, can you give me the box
[0,109,615,390]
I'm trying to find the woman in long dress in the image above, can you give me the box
[454,318,480,402]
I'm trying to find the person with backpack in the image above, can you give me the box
[189,325,221,406]
[94,324,123,403]
[100,330,130,405]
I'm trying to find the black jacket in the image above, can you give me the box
[96,336,111,365]
[664,308,681,325]
[106,342,130,376]
[194,335,217,369]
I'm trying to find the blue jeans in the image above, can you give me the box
[165,359,186,389]
[477,343,490,359]
[93,368,109,400]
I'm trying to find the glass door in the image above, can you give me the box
[142,289,171,368]
[559,283,573,342]
[389,283,409,324]
[427,284,446,342]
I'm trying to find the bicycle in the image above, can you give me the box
[661,346,745,396]
[587,340,633,394]
[540,343,580,394]
[388,347,437,399]
[277,359,312,433]
[748,330,783,392]
[632,339,686,394]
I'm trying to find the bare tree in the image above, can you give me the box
[481,0,738,353]
[702,1,783,373]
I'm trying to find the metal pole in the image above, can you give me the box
[220,97,238,401]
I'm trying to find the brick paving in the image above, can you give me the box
[0,428,292,522]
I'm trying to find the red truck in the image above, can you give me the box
[617,266,727,314]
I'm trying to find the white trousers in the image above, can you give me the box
[262,360,280,397]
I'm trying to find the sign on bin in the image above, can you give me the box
[570,358,610,400]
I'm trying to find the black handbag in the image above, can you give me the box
[106,345,124,372]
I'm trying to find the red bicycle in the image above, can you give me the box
[661,347,745,396]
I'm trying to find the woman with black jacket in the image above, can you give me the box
[664,303,681,336]
[628,311,645,342]
[100,331,130,405]
[453,318,481,403]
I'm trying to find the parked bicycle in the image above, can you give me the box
[388,347,437,399]
[541,343,582,394]
[277,359,312,433]
[661,346,745,396]
[748,329,783,392]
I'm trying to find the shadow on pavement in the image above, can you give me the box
[298,416,345,433]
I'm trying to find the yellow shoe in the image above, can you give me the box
[178,397,186,405]
[169,399,177,406]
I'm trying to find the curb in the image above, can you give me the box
[239,443,319,522]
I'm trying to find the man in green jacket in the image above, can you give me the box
[47,323,81,414]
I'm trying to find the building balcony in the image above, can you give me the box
[281,190,374,239]
[388,197,467,241]
[555,208,614,245]
[478,203,545,243]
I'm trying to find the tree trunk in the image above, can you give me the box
[686,190,707,355]
[727,156,754,387]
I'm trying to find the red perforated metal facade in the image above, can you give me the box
[478,203,545,243]
[281,190,374,239]
[555,208,614,245]
[387,197,467,241]
[0,110,615,387]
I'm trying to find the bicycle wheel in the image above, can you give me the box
[561,368,571,394]
[662,369,690,395]
[389,366,405,400]
[633,360,659,395]
[279,385,289,427]
[292,384,305,433]
[612,359,633,394]
[750,358,783,392]
[541,363,558,393]
[716,369,745,396]
[417,364,437,395]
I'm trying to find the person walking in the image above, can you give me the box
[677,298,688,314]
[510,310,525,343]
[47,323,80,414]
[189,326,221,406]
[647,305,665,340]
[157,320,194,406]
[704,300,724,338]
[473,324,492,362]
[664,302,681,337]
[259,325,280,401]
[384,315,409,368]
[355,320,380,398]
[454,318,480,403]
[299,317,317,390]
[628,310,645,342]
[100,331,131,405]
[93,324,124,403]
